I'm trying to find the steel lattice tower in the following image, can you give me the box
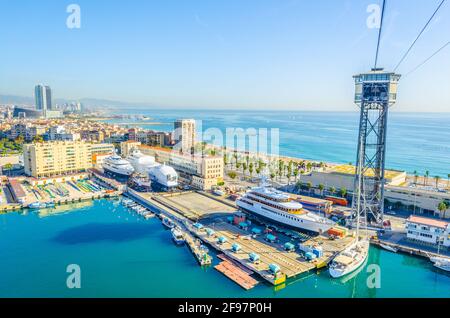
[352,68,401,225]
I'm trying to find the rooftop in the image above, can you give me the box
[329,164,405,180]
[407,216,449,229]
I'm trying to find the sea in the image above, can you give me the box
[1,110,449,298]
[105,110,450,178]
[1,199,449,298]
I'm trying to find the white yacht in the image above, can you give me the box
[430,256,450,272]
[102,154,135,177]
[148,164,178,191]
[236,186,335,234]
[126,150,157,175]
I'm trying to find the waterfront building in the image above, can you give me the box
[35,84,53,110]
[120,141,141,157]
[406,216,450,247]
[385,186,450,218]
[300,164,407,192]
[23,141,92,178]
[81,130,105,142]
[139,145,223,190]
[174,119,196,154]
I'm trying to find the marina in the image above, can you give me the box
[1,198,449,298]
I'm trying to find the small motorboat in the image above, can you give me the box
[380,243,398,253]
[430,256,450,272]
[171,227,186,245]
[162,217,175,229]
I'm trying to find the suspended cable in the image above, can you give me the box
[403,41,450,78]
[394,0,447,72]
[374,0,387,69]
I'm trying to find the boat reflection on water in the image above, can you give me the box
[38,200,94,218]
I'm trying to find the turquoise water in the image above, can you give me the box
[107,110,450,177]
[1,199,449,298]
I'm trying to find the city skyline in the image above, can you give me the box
[1,0,449,112]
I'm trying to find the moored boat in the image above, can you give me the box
[162,216,175,229]
[380,243,398,253]
[430,256,450,272]
[329,239,369,278]
[171,227,186,245]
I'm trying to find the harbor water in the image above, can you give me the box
[1,199,449,298]
[105,110,450,178]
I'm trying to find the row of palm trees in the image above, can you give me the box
[413,170,450,188]
[224,151,324,184]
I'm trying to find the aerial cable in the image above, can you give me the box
[374,0,387,69]
[394,0,447,72]
[403,41,450,78]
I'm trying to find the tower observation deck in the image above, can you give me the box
[353,68,401,225]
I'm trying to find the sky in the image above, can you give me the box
[0,0,449,112]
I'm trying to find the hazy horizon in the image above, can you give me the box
[1,0,449,112]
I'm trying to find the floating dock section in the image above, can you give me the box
[215,260,259,290]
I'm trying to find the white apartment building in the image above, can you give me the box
[174,119,196,154]
[406,216,450,247]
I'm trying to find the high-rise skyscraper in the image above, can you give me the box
[174,119,196,154]
[34,84,53,110]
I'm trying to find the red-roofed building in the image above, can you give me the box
[406,215,450,247]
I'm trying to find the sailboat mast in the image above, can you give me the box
[355,134,365,241]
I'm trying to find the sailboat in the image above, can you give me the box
[329,137,370,279]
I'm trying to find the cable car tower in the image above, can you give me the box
[352,69,400,225]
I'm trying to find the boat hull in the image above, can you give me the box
[329,240,369,278]
[237,201,333,234]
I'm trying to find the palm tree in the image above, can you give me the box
[223,153,228,169]
[293,169,299,183]
[413,170,418,185]
[448,174,450,188]
[434,176,441,189]
[233,152,238,170]
[270,172,276,186]
[339,187,347,198]
[329,186,336,196]
[306,182,313,194]
[318,184,325,197]
[425,171,430,186]
[437,201,448,219]
[242,163,248,176]
[227,171,237,180]
[249,163,254,178]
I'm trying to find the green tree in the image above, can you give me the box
[438,201,448,219]
[329,187,336,195]
[434,176,441,189]
[413,170,418,185]
[249,163,254,178]
[227,171,237,180]
[318,184,325,196]
[425,171,430,186]
[339,187,347,198]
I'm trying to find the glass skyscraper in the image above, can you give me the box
[34,84,53,110]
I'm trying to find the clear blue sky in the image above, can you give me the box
[0,0,449,111]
